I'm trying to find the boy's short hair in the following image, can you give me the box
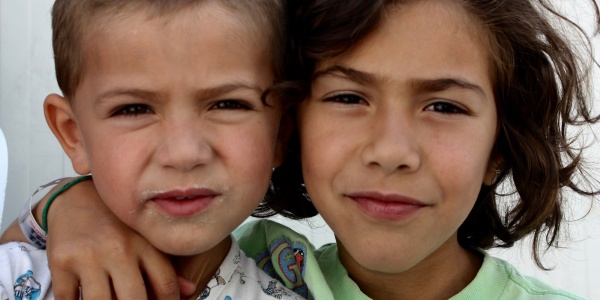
[51,0,286,99]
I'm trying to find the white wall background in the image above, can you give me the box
[0,0,598,298]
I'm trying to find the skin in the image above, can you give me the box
[297,1,498,298]
[43,2,282,299]
[0,0,500,299]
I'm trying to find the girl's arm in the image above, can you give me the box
[0,178,184,300]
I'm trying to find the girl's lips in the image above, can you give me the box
[346,191,428,221]
[149,188,219,217]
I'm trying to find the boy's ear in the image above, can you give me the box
[44,94,91,175]
[273,108,294,168]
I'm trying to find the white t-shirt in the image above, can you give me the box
[0,239,305,300]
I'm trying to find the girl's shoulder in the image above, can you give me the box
[451,249,585,300]
[200,238,304,300]
[234,219,334,300]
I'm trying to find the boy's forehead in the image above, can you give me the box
[83,4,269,60]
[72,2,274,102]
[53,0,285,102]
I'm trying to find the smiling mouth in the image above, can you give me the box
[149,188,219,217]
[346,192,428,221]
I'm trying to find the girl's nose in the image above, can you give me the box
[360,109,421,174]
[156,119,212,171]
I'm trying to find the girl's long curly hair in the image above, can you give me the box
[255,0,600,269]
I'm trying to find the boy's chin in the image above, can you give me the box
[145,230,229,257]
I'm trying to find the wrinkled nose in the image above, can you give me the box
[156,120,212,171]
[360,110,421,174]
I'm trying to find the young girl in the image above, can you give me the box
[3,0,599,299]
[238,0,599,298]
[0,0,305,299]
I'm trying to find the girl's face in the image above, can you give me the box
[297,0,497,275]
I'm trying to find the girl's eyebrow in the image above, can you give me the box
[313,65,487,101]
[409,78,487,101]
[313,65,376,86]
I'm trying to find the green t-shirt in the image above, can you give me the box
[234,219,584,300]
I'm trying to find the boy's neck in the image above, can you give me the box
[339,236,482,299]
[171,235,233,299]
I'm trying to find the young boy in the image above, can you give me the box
[0,0,304,299]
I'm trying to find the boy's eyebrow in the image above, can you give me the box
[195,82,265,100]
[96,88,162,103]
[313,65,487,100]
[95,82,265,103]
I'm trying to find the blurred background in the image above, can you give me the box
[1,0,599,298]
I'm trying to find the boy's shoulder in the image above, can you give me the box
[452,249,585,300]
[0,242,53,300]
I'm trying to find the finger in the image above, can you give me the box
[109,262,149,300]
[141,251,180,300]
[178,276,198,299]
[79,270,113,300]
[48,271,80,300]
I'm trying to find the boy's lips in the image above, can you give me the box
[345,191,429,221]
[148,188,220,217]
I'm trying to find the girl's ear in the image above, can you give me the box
[44,94,91,175]
[483,155,503,186]
[273,108,294,168]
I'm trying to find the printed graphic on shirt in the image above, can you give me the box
[261,279,299,299]
[198,249,300,300]
[199,269,227,299]
[255,237,308,298]
[13,270,41,300]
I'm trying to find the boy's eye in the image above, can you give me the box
[424,101,467,114]
[112,104,153,117]
[323,93,367,105]
[210,100,252,110]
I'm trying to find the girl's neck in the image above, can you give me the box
[171,235,233,300]
[339,236,482,300]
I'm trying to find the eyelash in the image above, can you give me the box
[111,104,153,117]
[323,93,368,105]
[210,99,252,110]
[322,93,467,115]
[424,101,468,114]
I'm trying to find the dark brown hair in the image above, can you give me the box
[51,0,287,99]
[258,0,600,269]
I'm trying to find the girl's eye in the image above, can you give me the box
[112,104,153,117]
[211,100,251,110]
[424,102,467,114]
[323,93,367,105]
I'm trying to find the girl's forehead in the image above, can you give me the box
[318,0,496,71]
[316,0,495,87]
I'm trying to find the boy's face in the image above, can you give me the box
[297,0,497,276]
[59,4,280,255]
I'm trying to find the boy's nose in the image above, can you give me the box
[156,120,212,171]
[360,109,421,174]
